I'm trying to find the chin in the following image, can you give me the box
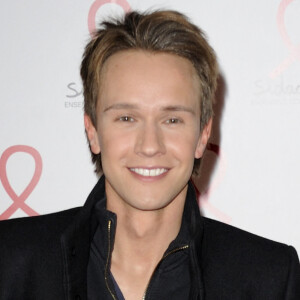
[127,189,183,212]
[130,203,171,212]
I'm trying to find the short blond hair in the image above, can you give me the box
[81,10,219,174]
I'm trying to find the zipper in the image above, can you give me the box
[105,218,189,300]
[142,244,189,300]
[105,219,117,300]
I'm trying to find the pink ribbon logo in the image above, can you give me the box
[270,0,300,78]
[88,0,131,36]
[0,145,42,220]
[193,143,231,224]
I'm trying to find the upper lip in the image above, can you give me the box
[128,167,169,170]
[129,167,169,176]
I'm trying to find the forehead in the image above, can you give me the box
[98,50,200,111]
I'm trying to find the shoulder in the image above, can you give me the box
[0,207,81,272]
[201,216,295,257]
[0,208,82,298]
[201,217,300,298]
[201,216,299,264]
[0,207,80,227]
[0,207,81,247]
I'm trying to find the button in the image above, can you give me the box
[71,247,76,256]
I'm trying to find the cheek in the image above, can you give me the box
[167,130,199,159]
[100,128,133,157]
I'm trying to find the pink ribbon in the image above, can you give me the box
[0,145,42,220]
[270,0,300,78]
[88,0,131,36]
[193,143,231,224]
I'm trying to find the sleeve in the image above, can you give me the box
[284,246,300,300]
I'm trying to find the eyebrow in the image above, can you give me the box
[103,103,195,115]
[103,103,139,112]
[161,105,195,115]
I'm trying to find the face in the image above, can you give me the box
[85,50,211,212]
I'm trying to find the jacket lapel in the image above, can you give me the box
[60,176,106,299]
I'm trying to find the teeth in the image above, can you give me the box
[130,168,167,177]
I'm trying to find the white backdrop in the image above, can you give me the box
[0,0,299,254]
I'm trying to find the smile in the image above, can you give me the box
[129,168,168,177]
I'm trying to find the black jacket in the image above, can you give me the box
[0,176,299,299]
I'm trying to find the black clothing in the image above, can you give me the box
[110,273,125,300]
[87,184,193,299]
[0,176,299,299]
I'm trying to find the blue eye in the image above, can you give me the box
[119,116,134,122]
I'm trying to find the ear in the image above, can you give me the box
[84,114,101,154]
[194,118,212,159]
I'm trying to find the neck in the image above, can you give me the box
[105,182,188,300]
[106,186,187,272]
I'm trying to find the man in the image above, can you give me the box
[0,10,299,300]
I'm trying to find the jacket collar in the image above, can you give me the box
[60,176,106,299]
[90,177,204,259]
[60,176,204,299]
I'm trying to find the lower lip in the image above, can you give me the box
[128,169,169,182]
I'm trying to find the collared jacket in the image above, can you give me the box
[0,176,299,299]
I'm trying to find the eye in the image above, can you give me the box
[166,118,181,124]
[119,116,134,122]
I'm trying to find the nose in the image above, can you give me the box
[134,122,166,157]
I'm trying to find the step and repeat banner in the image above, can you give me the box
[0,0,299,253]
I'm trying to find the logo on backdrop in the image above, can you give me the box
[65,0,131,108]
[196,143,231,224]
[88,0,131,36]
[270,0,300,78]
[65,82,83,108]
[0,145,42,220]
[253,0,300,104]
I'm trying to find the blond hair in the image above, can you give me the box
[81,10,219,174]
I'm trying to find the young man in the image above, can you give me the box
[0,10,299,300]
